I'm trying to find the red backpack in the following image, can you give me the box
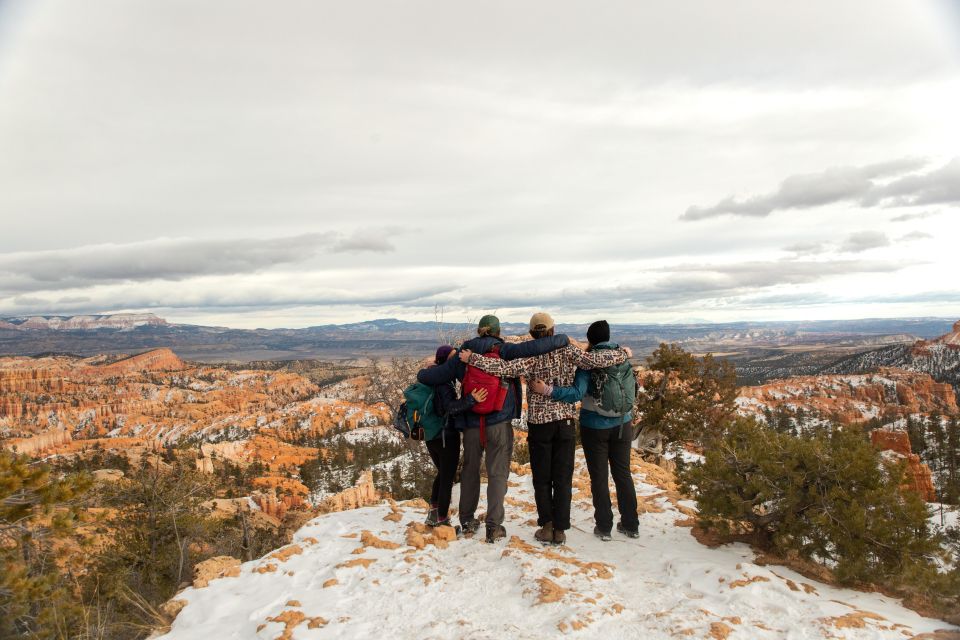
[462,344,509,445]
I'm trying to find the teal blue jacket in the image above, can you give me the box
[550,342,633,429]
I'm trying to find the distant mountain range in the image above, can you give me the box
[1,313,957,365]
[822,320,960,392]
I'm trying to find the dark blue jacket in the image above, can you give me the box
[416,334,569,429]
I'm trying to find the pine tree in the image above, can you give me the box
[0,451,91,639]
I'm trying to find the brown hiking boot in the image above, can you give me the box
[552,528,566,545]
[534,522,554,545]
[485,524,506,543]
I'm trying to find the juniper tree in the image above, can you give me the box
[681,418,954,610]
[635,343,737,459]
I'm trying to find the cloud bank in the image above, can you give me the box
[682,158,959,221]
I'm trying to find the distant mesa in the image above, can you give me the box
[0,313,167,331]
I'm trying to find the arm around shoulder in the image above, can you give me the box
[416,356,459,385]
[550,368,589,404]
[574,345,629,370]
[500,334,569,360]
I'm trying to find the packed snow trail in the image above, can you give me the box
[159,452,956,639]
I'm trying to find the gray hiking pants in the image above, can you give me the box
[459,420,514,527]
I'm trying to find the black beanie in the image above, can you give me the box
[587,320,610,346]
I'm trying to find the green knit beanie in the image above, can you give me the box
[477,314,501,336]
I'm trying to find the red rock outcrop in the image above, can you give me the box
[737,368,958,424]
[911,319,960,354]
[870,429,937,501]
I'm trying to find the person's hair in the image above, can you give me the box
[478,326,500,337]
[529,326,555,340]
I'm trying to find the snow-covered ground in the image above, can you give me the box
[159,453,957,640]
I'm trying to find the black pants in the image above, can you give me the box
[528,419,576,531]
[581,423,639,532]
[426,430,461,519]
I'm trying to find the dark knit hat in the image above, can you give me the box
[586,320,610,346]
[477,314,501,336]
[435,344,455,364]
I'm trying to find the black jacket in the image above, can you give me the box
[432,380,476,435]
[416,334,569,429]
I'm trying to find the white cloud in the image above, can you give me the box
[0,0,957,325]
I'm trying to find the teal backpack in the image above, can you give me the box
[395,382,444,441]
[582,344,637,418]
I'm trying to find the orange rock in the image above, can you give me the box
[316,472,379,513]
[192,555,241,588]
[870,429,937,501]
[432,525,457,542]
[738,368,958,425]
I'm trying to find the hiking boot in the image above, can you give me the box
[552,528,566,545]
[594,526,612,542]
[617,522,640,538]
[424,507,441,527]
[460,517,481,536]
[534,522,554,545]
[485,524,506,543]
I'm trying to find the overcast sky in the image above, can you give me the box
[0,0,958,328]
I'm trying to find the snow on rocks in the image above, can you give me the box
[158,452,956,640]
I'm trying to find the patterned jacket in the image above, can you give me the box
[467,344,629,425]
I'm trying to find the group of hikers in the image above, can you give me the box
[399,312,641,545]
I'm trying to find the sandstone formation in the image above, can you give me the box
[913,320,960,354]
[316,471,379,514]
[2,428,72,455]
[737,367,958,425]
[91,469,125,483]
[0,351,390,464]
[192,555,241,588]
[870,429,937,501]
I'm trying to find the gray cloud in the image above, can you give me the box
[898,231,933,242]
[466,259,908,310]
[783,242,827,256]
[330,229,397,254]
[864,158,960,207]
[682,157,958,221]
[890,210,940,222]
[0,231,403,294]
[840,231,890,253]
[2,281,460,316]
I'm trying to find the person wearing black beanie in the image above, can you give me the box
[586,320,610,346]
[528,321,640,541]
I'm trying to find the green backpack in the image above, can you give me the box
[400,382,444,441]
[583,344,637,418]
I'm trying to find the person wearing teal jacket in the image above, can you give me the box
[529,320,640,541]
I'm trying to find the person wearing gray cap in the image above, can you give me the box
[460,312,631,545]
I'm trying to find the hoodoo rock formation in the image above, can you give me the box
[2,428,72,455]
[0,352,391,485]
[870,429,937,502]
[737,368,958,424]
[316,471,379,514]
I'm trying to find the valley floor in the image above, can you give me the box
[159,452,957,640]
